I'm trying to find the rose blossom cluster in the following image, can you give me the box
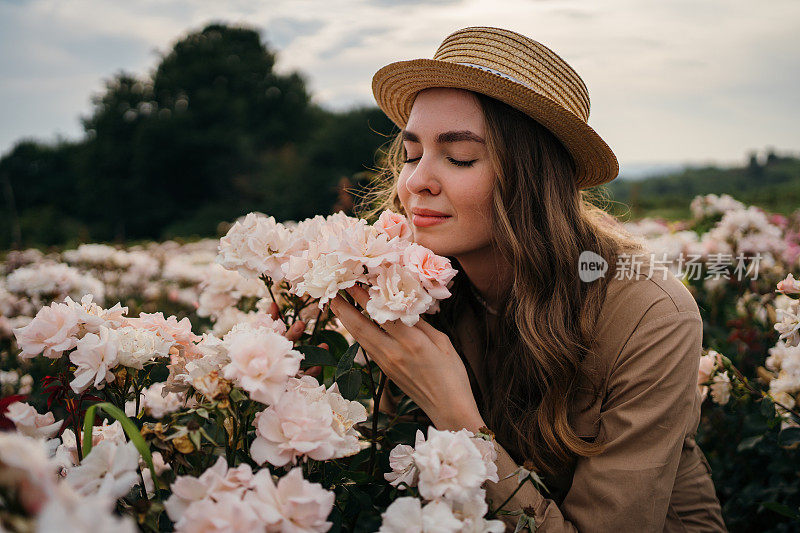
[249,374,369,467]
[164,455,335,532]
[216,209,457,326]
[5,261,106,309]
[195,263,268,326]
[0,430,138,532]
[379,427,505,532]
[699,274,800,428]
[157,316,292,400]
[697,349,731,405]
[62,243,161,302]
[765,273,800,428]
[10,294,204,395]
[690,193,745,220]
[140,316,371,466]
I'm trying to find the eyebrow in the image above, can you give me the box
[401,129,485,144]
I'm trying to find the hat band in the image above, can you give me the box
[456,62,534,91]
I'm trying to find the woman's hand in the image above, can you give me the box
[328,284,485,433]
[266,302,324,379]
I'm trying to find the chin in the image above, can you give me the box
[412,235,450,256]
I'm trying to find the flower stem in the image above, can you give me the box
[138,466,149,501]
[486,476,529,520]
[262,276,288,326]
[310,305,325,345]
[728,363,800,420]
[368,371,388,477]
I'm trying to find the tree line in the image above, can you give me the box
[0,23,396,249]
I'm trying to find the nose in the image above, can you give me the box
[403,155,441,196]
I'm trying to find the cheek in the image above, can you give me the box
[396,175,411,212]
[453,171,494,228]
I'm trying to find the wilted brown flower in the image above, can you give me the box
[172,434,195,454]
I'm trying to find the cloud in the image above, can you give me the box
[0,0,798,165]
[263,17,326,49]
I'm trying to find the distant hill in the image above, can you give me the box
[598,150,800,221]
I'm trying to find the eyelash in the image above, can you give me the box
[403,156,477,168]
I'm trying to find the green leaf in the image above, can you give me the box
[336,342,360,378]
[327,505,343,533]
[396,396,421,416]
[229,388,246,403]
[761,501,800,519]
[336,368,362,401]
[334,343,363,399]
[344,447,371,470]
[318,330,350,358]
[196,408,210,419]
[189,430,202,450]
[736,434,763,452]
[777,426,800,446]
[296,345,338,368]
[82,402,160,491]
[514,514,527,533]
[386,422,423,443]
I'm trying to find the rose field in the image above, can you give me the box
[0,193,799,532]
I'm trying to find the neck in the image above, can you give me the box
[455,244,514,311]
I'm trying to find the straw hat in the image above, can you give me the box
[372,26,618,189]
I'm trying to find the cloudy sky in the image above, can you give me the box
[1,0,798,177]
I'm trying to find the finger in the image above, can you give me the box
[267,302,280,320]
[413,316,449,347]
[330,294,397,365]
[285,320,305,342]
[344,283,370,307]
[344,284,433,350]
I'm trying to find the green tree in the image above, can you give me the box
[0,140,87,248]
[0,21,398,247]
[79,73,153,240]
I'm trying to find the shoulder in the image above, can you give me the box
[607,261,699,318]
[599,263,700,340]
[592,261,703,377]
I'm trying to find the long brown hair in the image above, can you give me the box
[356,91,644,485]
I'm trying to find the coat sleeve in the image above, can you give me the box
[514,310,703,532]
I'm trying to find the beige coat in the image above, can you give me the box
[380,264,728,532]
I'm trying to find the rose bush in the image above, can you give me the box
[1,199,799,531]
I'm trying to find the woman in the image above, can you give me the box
[328,27,727,531]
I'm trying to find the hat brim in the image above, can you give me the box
[372,58,619,189]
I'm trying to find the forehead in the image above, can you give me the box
[406,88,485,133]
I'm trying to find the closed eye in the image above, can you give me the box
[448,157,477,167]
[403,156,477,168]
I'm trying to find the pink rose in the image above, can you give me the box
[246,467,335,532]
[165,456,254,522]
[221,327,302,405]
[5,401,62,439]
[698,353,717,385]
[402,244,458,299]
[12,302,80,359]
[128,312,201,348]
[777,274,800,295]
[375,210,412,241]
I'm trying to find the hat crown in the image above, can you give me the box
[432,27,590,123]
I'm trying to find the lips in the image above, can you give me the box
[411,211,451,228]
[411,208,450,217]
